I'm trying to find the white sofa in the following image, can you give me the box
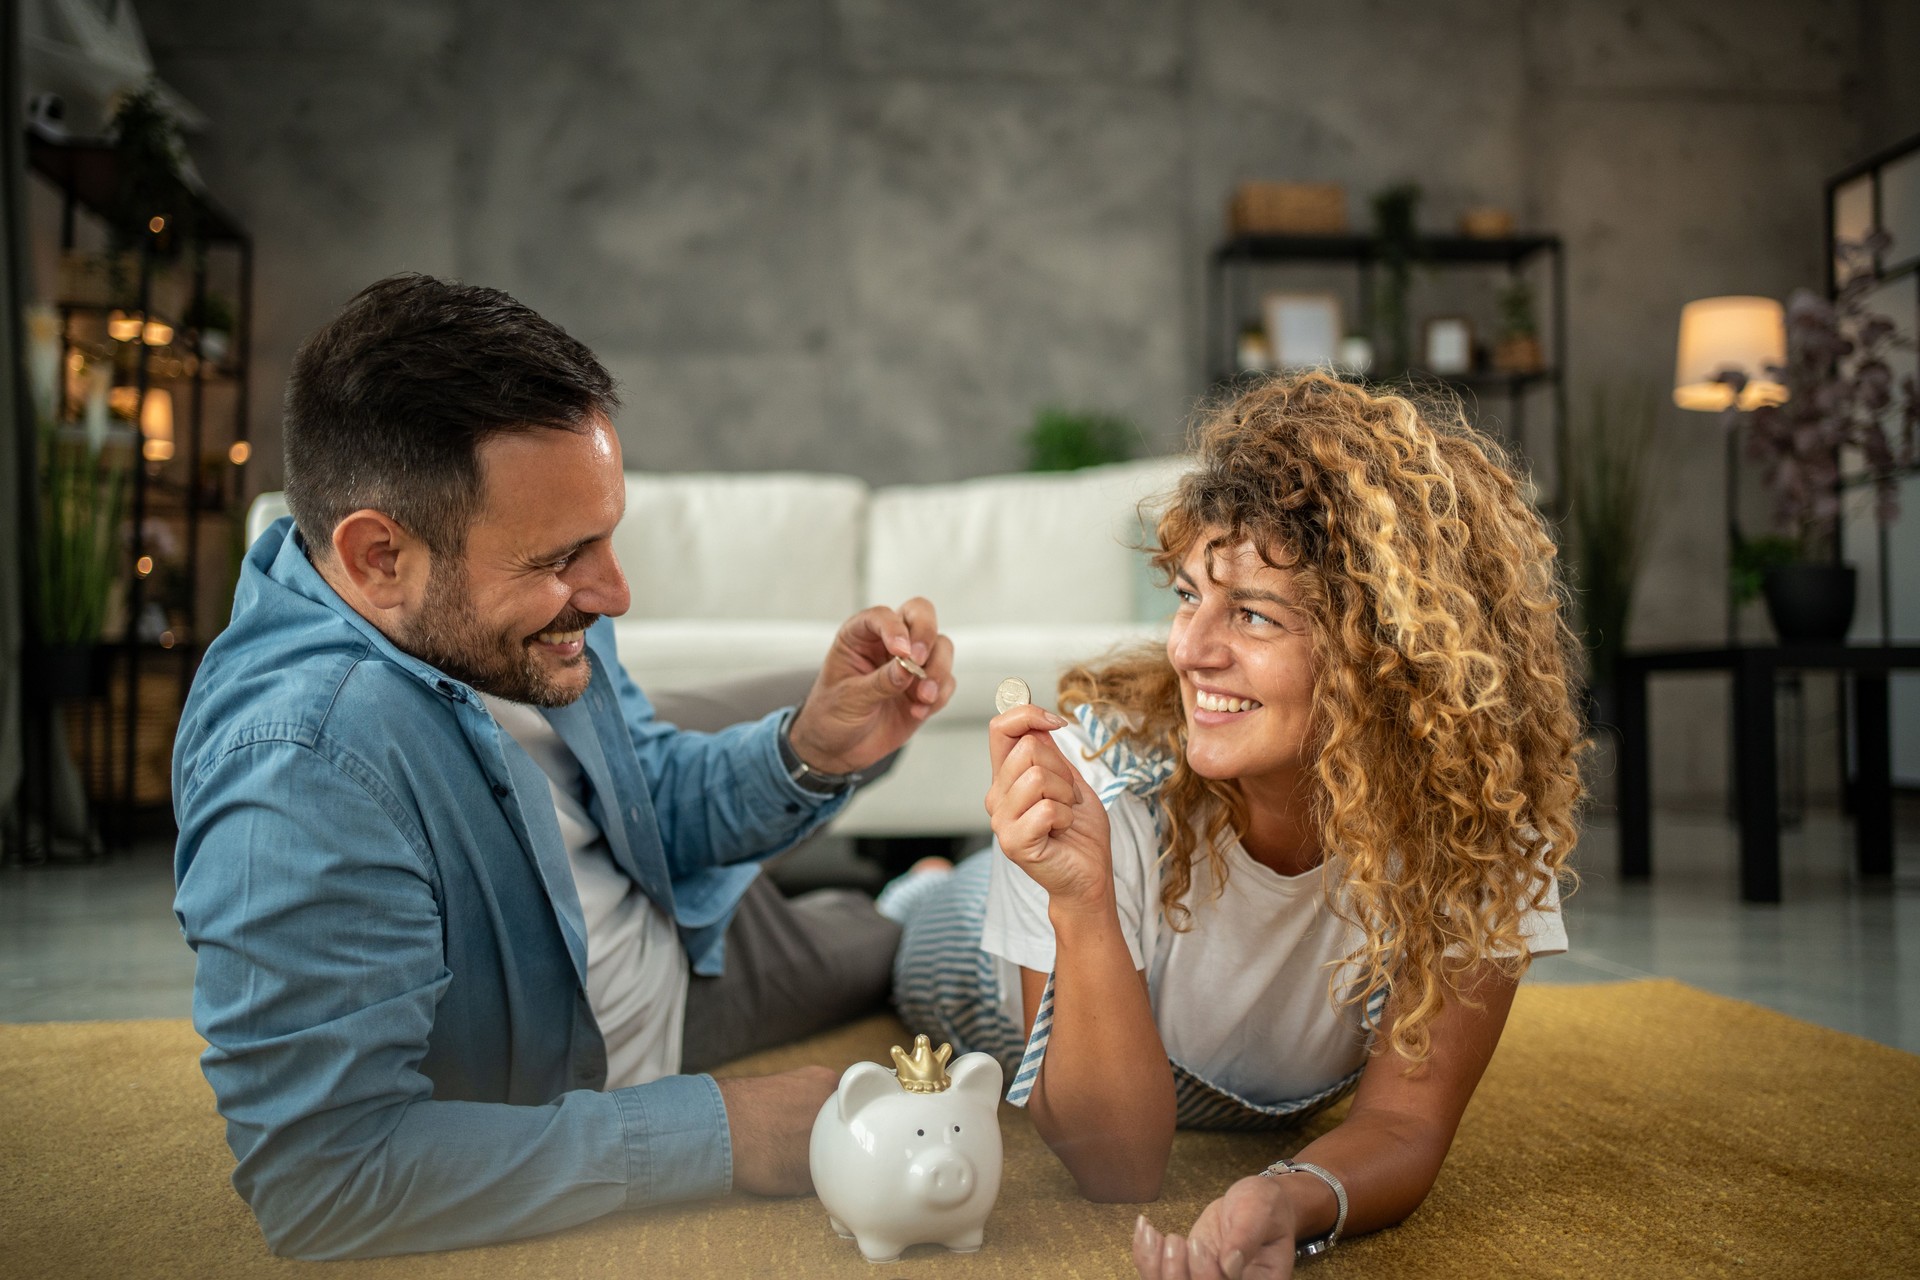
[246,456,1189,837]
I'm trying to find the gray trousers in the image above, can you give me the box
[651,669,902,1073]
[679,873,901,1073]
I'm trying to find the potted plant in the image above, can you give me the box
[1023,406,1139,472]
[1720,235,1919,642]
[183,290,236,365]
[1563,384,1660,720]
[36,417,127,698]
[1492,279,1543,375]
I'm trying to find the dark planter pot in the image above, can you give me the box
[1761,564,1857,643]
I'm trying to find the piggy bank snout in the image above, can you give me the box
[907,1146,976,1209]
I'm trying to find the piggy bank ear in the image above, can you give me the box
[946,1052,1003,1106]
[837,1061,898,1124]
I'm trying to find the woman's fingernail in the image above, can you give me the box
[1162,1238,1178,1265]
[912,641,929,665]
[1134,1214,1147,1241]
[1222,1248,1246,1279]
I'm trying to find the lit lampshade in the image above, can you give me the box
[141,388,174,462]
[1673,296,1788,411]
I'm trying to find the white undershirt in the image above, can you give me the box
[981,719,1568,1104]
[482,694,690,1090]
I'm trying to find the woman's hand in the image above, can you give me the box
[985,704,1113,914]
[1132,1176,1297,1280]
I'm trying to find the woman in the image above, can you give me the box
[882,372,1584,1278]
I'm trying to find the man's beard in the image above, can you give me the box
[397,561,598,708]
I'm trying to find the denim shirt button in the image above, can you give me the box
[628,805,640,824]
[491,781,510,798]
[436,679,458,698]
[785,802,801,815]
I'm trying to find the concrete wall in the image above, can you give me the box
[127,0,1910,805]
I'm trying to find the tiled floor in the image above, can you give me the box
[3,806,1916,1054]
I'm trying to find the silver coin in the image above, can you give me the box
[894,654,929,681]
[993,676,1032,715]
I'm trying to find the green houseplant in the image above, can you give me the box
[36,416,127,696]
[1563,384,1660,711]
[1719,235,1919,641]
[1023,406,1139,472]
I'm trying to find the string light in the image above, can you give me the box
[135,556,154,577]
[228,441,251,465]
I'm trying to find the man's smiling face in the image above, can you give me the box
[396,415,631,706]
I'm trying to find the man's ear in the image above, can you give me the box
[330,509,431,612]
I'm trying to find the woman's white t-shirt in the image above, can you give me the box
[979,718,1568,1105]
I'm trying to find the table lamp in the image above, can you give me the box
[1673,296,1787,410]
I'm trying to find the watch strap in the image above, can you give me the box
[777,709,859,795]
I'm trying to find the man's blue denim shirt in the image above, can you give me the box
[172,520,845,1259]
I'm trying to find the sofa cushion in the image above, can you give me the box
[863,457,1189,626]
[616,473,867,623]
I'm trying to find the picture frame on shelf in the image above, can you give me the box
[1422,315,1474,375]
[1262,292,1342,370]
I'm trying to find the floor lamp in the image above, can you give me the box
[1672,296,1788,645]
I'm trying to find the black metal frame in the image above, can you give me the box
[10,130,252,859]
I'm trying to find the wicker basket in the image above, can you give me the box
[1228,182,1347,236]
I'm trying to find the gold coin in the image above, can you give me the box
[993,677,1032,715]
[894,654,929,680]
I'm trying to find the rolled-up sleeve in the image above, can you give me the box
[174,736,732,1259]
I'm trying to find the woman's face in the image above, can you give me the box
[1166,534,1316,790]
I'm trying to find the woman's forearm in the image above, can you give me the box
[1276,1106,1453,1244]
[1025,899,1177,1202]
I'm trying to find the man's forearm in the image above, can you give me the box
[227,1073,731,1260]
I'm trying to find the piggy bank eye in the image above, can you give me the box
[915,1128,924,1136]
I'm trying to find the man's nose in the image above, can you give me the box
[572,543,630,619]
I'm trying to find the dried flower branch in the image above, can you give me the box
[1718,233,1920,558]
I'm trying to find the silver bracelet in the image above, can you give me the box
[1260,1158,1348,1260]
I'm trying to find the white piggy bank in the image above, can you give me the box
[809,1034,1004,1263]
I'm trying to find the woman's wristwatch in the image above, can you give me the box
[1260,1158,1348,1259]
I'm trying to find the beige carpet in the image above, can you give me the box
[3,980,1915,1279]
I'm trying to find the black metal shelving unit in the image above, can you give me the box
[13,129,253,857]
[1205,232,1569,512]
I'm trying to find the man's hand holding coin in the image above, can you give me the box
[787,597,955,776]
[985,679,1115,913]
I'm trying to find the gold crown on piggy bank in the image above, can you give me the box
[890,1034,954,1093]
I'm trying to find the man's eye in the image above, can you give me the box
[1240,608,1274,627]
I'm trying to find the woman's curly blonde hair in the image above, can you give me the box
[1059,372,1585,1065]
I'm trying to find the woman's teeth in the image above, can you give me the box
[537,629,585,646]
[1196,691,1261,713]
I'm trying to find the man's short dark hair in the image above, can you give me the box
[283,273,620,559]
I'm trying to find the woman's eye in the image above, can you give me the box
[1174,586,1198,605]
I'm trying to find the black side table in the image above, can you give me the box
[1615,644,1920,903]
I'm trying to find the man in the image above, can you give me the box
[172,274,955,1259]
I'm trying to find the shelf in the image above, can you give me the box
[26,130,249,243]
[1214,232,1560,266]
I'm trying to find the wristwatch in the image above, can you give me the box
[777,709,860,795]
[1261,1158,1348,1259]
